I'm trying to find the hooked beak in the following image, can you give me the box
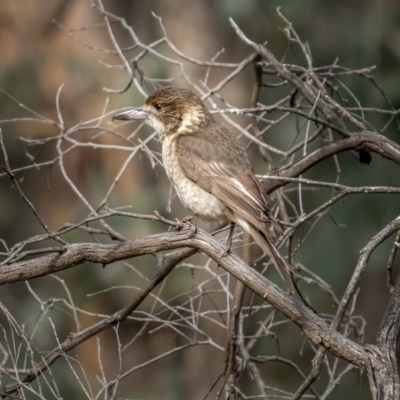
[112,106,150,121]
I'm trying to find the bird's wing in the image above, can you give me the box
[175,132,281,238]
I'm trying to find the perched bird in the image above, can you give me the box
[113,86,294,291]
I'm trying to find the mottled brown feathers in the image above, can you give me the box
[176,131,279,240]
[145,87,213,136]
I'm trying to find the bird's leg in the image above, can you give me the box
[222,223,235,256]
[225,223,235,251]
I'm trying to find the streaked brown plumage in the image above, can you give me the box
[113,86,294,291]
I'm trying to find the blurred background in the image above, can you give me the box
[0,0,399,399]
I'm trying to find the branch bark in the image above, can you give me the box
[0,227,368,369]
[366,217,400,399]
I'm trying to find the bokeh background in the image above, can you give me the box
[0,0,399,399]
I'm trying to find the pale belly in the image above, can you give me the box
[162,139,231,222]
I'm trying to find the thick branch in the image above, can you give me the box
[365,217,400,399]
[0,227,368,370]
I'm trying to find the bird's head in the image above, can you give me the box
[113,86,213,137]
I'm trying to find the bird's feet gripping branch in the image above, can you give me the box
[113,86,294,293]
[175,215,197,238]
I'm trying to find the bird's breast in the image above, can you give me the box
[162,137,230,222]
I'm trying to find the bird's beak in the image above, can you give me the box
[112,107,150,121]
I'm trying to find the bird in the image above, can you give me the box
[113,86,294,292]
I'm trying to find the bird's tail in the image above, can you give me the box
[248,226,294,293]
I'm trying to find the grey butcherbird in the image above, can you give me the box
[113,86,294,292]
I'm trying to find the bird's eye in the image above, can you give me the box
[154,104,162,111]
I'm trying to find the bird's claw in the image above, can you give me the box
[187,223,197,239]
[180,216,197,238]
[180,215,194,224]
[221,248,230,257]
[170,216,197,238]
[221,241,233,257]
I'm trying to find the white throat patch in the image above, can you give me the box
[177,108,203,134]
[147,115,166,136]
